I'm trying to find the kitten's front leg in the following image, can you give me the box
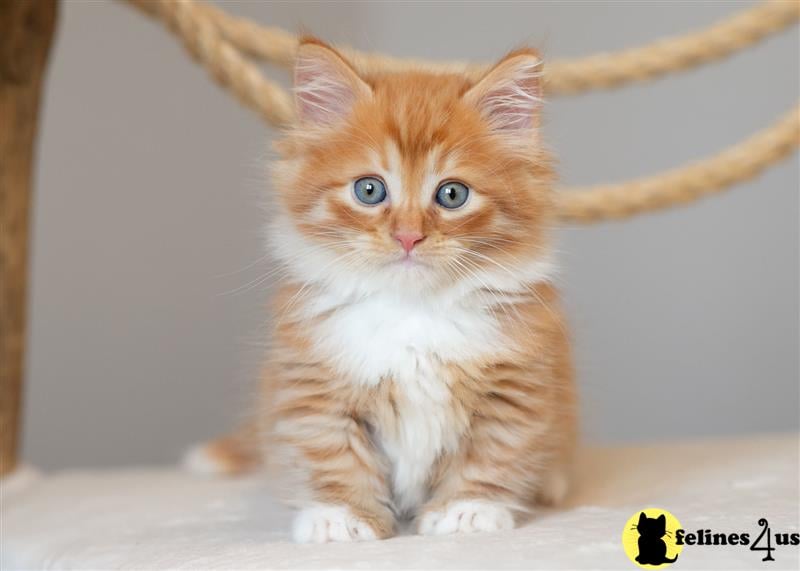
[417,387,571,536]
[417,438,520,536]
[267,385,395,543]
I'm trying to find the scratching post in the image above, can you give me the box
[0,0,58,476]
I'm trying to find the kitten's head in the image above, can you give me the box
[271,39,555,297]
[637,513,667,538]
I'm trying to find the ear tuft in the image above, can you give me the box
[294,39,371,126]
[464,49,543,137]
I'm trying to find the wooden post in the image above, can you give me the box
[0,0,57,476]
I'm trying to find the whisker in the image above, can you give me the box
[452,246,567,338]
[218,263,289,297]
[213,252,271,279]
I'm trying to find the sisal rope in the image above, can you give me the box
[557,104,800,222]
[123,0,799,223]
[130,0,800,94]
[139,0,295,126]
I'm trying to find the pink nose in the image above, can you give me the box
[394,231,425,254]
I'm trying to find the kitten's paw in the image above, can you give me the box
[292,505,379,543]
[418,499,515,535]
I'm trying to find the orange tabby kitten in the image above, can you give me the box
[190,39,576,543]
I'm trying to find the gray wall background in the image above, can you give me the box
[22,1,798,470]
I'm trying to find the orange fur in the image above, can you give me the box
[207,39,576,541]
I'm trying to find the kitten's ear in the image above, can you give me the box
[638,512,647,525]
[657,514,666,524]
[464,49,543,138]
[294,39,371,126]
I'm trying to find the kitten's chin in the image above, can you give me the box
[371,256,445,294]
[387,260,434,281]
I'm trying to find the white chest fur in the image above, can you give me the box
[378,374,454,514]
[312,293,503,385]
[307,292,506,512]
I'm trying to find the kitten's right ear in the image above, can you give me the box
[638,512,647,525]
[294,39,371,126]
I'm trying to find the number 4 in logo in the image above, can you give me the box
[751,518,776,562]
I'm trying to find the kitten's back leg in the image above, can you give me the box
[183,419,262,476]
[536,464,572,506]
[535,417,577,506]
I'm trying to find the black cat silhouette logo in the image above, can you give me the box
[622,508,684,568]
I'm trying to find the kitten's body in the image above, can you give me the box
[193,40,577,542]
[264,241,574,532]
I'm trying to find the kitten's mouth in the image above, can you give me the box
[391,254,427,268]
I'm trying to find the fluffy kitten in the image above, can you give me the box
[190,39,577,543]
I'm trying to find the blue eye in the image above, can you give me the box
[353,177,387,205]
[435,181,470,209]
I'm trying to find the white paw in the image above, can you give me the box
[418,499,515,535]
[292,505,378,543]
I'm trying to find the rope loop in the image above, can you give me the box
[124,0,799,223]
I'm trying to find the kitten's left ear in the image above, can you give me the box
[294,38,372,126]
[463,49,543,138]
